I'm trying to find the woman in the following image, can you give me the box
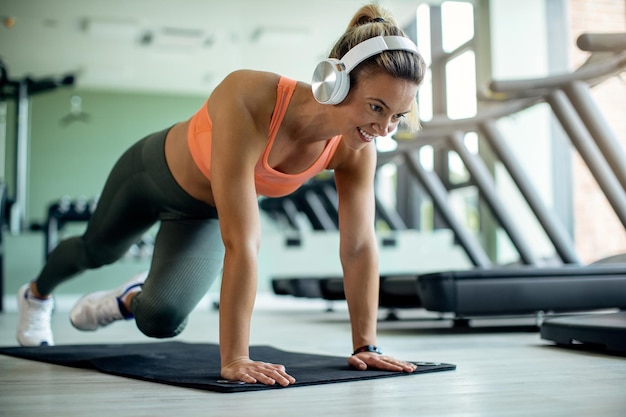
[17,4,426,386]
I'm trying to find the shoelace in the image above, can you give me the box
[96,297,122,326]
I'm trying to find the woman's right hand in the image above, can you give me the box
[221,357,296,387]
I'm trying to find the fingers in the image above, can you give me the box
[349,352,417,373]
[248,364,296,386]
[222,360,296,387]
[398,360,417,373]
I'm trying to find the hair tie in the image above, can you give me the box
[372,17,385,23]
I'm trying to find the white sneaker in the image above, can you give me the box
[17,283,55,346]
[70,272,147,331]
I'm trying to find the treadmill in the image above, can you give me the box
[405,33,626,325]
[262,176,423,312]
[540,312,626,355]
[417,265,626,317]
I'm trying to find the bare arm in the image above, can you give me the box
[334,144,379,350]
[334,144,416,373]
[208,70,295,386]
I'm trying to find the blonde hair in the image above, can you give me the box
[329,4,426,131]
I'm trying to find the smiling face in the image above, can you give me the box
[337,70,419,150]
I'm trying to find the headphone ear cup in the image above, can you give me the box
[311,58,351,105]
[331,70,350,105]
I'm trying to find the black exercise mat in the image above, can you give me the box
[0,341,455,393]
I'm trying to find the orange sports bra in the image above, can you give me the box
[187,76,342,198]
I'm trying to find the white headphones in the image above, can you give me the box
[311,35,419,105]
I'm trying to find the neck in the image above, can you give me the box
[287,84,340,144]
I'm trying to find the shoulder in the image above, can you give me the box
[212,70,281,102]
[208,70,282,129]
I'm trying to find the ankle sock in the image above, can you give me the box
[116,297,134,319]
[116,283,143,319]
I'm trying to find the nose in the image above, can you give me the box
[373,117,396,136]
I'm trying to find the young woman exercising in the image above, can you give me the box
[17,3,426,386]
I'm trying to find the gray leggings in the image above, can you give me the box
[36,128,225,338]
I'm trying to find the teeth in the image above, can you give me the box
[358,127,376,141]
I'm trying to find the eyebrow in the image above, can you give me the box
[371,98,390,110]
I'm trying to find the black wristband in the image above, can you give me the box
[352,345,382,355]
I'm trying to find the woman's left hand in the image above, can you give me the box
[348,352,417,373]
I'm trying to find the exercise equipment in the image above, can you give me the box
[262,176,424,314]
[540,312,626,354]
[312,35,419,105]
[0,341,455,393]
[260,175,406,232]
[43,197,95,258]
[417,266,626,317]
[405,33,626,324]
[0,59,75,234]
[272,274,421,312]
[41,196,153,260]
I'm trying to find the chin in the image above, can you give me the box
[346,137,371,151]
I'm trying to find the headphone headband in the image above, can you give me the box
[341,36,419,72]
[312,35,419,105]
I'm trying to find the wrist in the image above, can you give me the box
[221,355,251,368]
[352,345,382,355]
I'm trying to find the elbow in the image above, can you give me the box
[340,241,379,264]
[221,234,261,256]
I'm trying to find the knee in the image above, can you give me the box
[134,303,189,339]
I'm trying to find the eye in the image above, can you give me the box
[369,104,383,113]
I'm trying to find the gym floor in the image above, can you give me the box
[1,295,625,417]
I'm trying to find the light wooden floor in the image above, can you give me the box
[1,295,625,417]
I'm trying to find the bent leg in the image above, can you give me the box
[35,135,162,296]
[132,218,225,338]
